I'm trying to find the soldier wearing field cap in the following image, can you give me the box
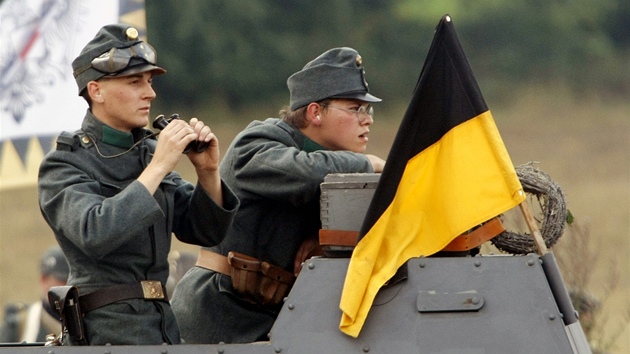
[0,247,69,343]
[37,24,238,345]
[172,47,386,344]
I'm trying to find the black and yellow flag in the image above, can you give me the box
[339,15,525,337]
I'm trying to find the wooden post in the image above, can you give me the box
[519,201,549,255]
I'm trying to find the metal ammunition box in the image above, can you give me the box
[320,173,380,232]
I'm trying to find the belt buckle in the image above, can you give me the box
[141,280,165,299]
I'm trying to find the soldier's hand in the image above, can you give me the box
[152,119,196,171]
[366,154,385,173]
[140,119,197,194]
[186,118,220,173]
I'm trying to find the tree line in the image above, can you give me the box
[146,0,629,119]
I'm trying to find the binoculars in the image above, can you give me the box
[152,114,209,154]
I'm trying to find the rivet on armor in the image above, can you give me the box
[362,345,370,352]
[549,313,557,320]
[474,260,481,267]
[527,259,535,266]
[274,346,282,353]
[288,303,295,310]
[419,262,426,268]
[308,262,315,270]
[126,27,139,40]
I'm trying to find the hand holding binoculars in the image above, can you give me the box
[152,114,209,154]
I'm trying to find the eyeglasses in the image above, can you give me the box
[320,104,374,123]
[90,42,157,74]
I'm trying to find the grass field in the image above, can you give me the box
[0,87,628,352]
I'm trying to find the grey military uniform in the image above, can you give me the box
[38,111,238,345]
[171,118,373,344]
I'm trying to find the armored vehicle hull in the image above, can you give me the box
[0,253,591,353]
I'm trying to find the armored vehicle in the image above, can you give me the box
[0,172,593,354]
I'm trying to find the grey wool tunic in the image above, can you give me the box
[38,111,239,345]
[171,118,373,344]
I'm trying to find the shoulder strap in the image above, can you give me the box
[55,130,94,152]
[55,131,79,152]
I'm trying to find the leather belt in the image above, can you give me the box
[195,248,231,276]
[79,281,167,314]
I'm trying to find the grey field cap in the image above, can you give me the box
[40,246,69,282]
[287,47,382,111]
[71,23,166,95]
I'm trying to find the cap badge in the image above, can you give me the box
[125,27,139,40]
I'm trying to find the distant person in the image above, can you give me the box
[37,23,238,345]
[171,47,386,344]
[0,246,69,343]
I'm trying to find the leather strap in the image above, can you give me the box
[318,217,505,252]
[79,281,167,314]
[319,229,359,247]
[195,248,231,276]
[442,217,505,251]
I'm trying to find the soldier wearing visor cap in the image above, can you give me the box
[37,24,239,345]
[171,47,386,344]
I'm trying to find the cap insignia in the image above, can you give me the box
[125,27,139,40]
[355,54,363,66]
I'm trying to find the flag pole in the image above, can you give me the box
[518,201,549,255]
[519,201,590,347]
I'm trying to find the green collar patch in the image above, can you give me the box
[102,125,134,148]
[302,137,326,153]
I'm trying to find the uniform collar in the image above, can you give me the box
[302,137,326,153]
[102,125,134,148]
[81,110,146,149]
[275,119,327,153]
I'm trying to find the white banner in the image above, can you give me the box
[0,0,119,141]
[0,0,146,189]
